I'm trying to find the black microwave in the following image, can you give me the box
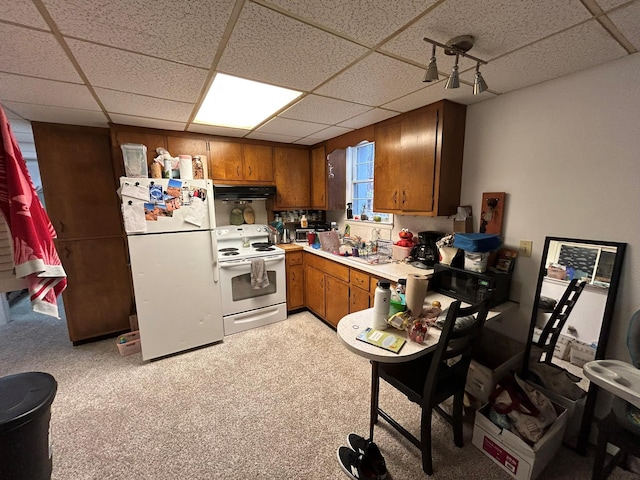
[431,264,512,308]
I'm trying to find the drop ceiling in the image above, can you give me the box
[1,0,638,155]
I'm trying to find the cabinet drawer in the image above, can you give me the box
[286,251,303,266]
[305,253,349,282]
[350,269,370,291]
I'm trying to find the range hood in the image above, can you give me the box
[213,184,276,201]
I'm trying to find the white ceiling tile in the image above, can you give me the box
[261,0,437,45]
[0,24,82,82]
[462,21,628,94]
[595,0,631,10]
[315,53,425,106]
[381,0,592,74]
[2,102,108,127]
[109,114,186,131]
[279,95,372,124]
[217,2,368,91]
[0,73,99,110]
[66,40,208,102]
[94,88,194,122]
[293,137,322,146]
[42,0,236,68]
[1,0,50,29]
[187,124,250,138]
[337,108,400,129]
[608,2,640,50]
[309,125,354,140]
[382,81,496,112]
[255,117,327,137]
[246,131,301,143]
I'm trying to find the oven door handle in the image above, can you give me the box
[219,255,285,268]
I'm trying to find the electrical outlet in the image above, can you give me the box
[519,240,533,257]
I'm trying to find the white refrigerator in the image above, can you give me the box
[119,177,223,360]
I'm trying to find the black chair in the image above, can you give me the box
[370,300,489,476]
[534,279,586,364]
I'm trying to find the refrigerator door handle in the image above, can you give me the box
[206,180,219,283]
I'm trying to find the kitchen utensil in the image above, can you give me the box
[230,208,244,225]
[243,206,255,224]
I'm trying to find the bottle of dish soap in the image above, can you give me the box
[300,214,308,228]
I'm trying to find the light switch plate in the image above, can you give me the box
[519,240,533,257]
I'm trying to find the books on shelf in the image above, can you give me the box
[356,327,406,354]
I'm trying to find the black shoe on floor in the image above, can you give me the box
[347,433,387,479]
[337,446,380,480]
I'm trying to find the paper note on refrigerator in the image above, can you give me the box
[121,203,147,233]
[184,197,206,227]
[120,182,150,202]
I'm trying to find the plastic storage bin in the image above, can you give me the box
[116,331,141,356]
[464,251,490,273]
[0,372,57,480]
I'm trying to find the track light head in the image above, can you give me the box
[445,54,460,89]
[423,35,488,93]
[473,62,488,95]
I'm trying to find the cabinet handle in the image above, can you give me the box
[236,165,240,177]
[59,221,65,233]
[402,190,406,204]
[248,166,252,177]
[392,191,397,205]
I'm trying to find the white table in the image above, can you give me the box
[336,293,517,439]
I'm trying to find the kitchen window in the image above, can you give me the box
[546,241,616,287]
[346,141,392,224]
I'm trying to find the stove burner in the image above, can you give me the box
[255,247,275,252]
[251,242,272,248]
[222,251,240,256]
[219,247,239,252]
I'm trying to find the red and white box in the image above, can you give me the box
[472,402,567,480]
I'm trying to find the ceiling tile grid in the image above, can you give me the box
[1,0,638,145]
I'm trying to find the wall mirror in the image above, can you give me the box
[522,236,626,453]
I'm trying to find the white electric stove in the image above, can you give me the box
[215,225,287,335]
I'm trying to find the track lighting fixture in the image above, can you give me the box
[422,35,489,94]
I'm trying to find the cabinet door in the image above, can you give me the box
[326,148,346,211]
[209,140,243,182]
[373,117,402,212]
[310,145,327,209]
[304,265,325,318]
[35,125,122,239]
[287,263,304,311]
[274,147,310,208]
[167,135,209,178]
[400,105,437,212]
[58,237,133,343]
[325,276,350,328]
[243,144,274,183]
[350,286,370,313]
[113,129,167,174]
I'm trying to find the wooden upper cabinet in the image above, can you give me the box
[209,141,273,184]
[242,144,273,183]
[373,100,466,216]
[310,145,327,209]
[373,116,402,212]
[167,135,209,178]
[273,146,310,209]
[209,140,243,181]
[112,128,167,176]
[311,146,346,211]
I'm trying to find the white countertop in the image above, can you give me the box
[297,243,434,282]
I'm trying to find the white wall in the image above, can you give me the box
[462,54,640,365]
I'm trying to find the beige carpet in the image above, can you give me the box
[1,301,639,480]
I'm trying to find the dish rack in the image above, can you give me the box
[360,239,393,264]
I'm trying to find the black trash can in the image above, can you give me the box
[0,372,57,480]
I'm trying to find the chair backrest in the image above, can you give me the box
[535,279,586,362]
[423,300,490,403]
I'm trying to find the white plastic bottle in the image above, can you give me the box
[300,214,308,228]
[372,281,391,330]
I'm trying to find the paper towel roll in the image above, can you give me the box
[406,274,429,318]
[179,155,193,180]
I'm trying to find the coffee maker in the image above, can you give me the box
[409,231,444,269]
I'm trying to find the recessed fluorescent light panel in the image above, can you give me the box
[194,73,303,129]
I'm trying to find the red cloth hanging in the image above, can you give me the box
[0,105,67,318]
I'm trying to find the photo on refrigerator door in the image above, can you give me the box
[144,203,172,220]
[166,179,182,199]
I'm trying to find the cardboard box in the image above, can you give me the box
[466,329,525,403]
[532,327,573,362]
[569,340,596,367]
[472,402,567,480]
[454,217,473,233]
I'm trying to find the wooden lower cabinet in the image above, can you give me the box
[325,275,350,328]
[350,286,370,313]
[285,251,304,311]
[304,265,325,318]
